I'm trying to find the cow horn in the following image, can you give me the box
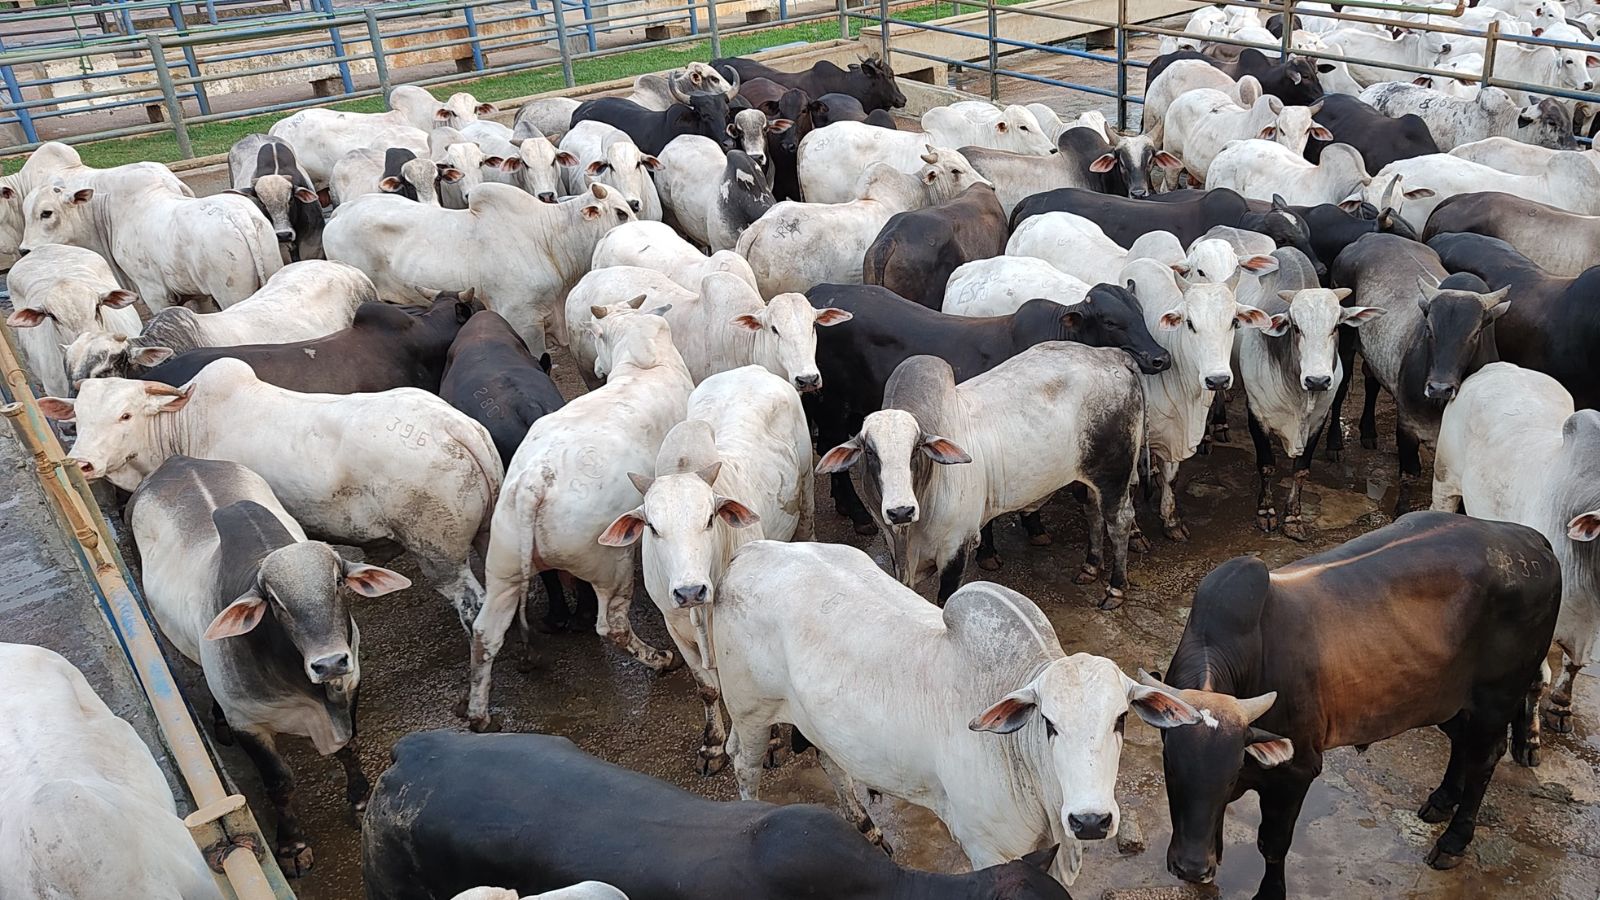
[668,72,692,104]
[143,382,187,397]
[1136,668,1170,690]
[696,460,722,485]
[1380,174,1400,211]
[626,294,648,309]
[627,472,655,495]
[1236,691,1278,724]
[721,65,741,100]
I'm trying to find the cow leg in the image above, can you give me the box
[817,749,892,856]
[1098,484,1136,611]
[832,472,877,536]
[1511,671,1545,768]
[334,738,370,814]
[729,718,774,801]
[1326,334,1357,460]
[1395,424,1423,516]
[976,521,1000,571]
[936,552,968,606]
[1547,656,1583,734]
[235,729,314,877]
[1077,488,1105,586]
[796,471,816,541]
[1157,455,1188,542]
[1419,713,1469,823]
[463,542,527,732]
[1254,776,1312,900]
[1211,390,1231,444]
[1020,509,1052,546]
[1247,407,1279,533]
[536,570,570,634]
[1428,716,1511,869]
[1282,423,1323,542]
[1359,364,1380,450]
[418,554,486,634]
[210,700,235,746]
[596,580,675,672]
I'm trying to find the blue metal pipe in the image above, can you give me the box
[318,0,355,95]
[165,2,213,115]
[0,36,39,145]
[462,4,486,71]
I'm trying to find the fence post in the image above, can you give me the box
[318,0,355,96]
[550,0,576,87]
[706,0,722,59]
[146,33,194,160]
[463,4,487,71]
[986,0,998,101]
[837,0,848,39]
[365,8,392,101]
[582,0,598,53]
[1115,0,1127,131]
[878,0,889,61]
[165,2,212,115]
[0,36,39,146]
[1280,0,1292,58]
[1481,19,1499,91]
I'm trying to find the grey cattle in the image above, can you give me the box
[1423,191,1600,277]
[227,134,324,261]
[1358,83,1575,151]
[127,456,409,876]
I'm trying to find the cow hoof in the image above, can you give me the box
[1196,438,1212,457]
[1325,446,1343,463]
[699,748,730,777]
[468,713,503,734]
[1417,798,1455,824]
[515,654,537,674]
[1544,706,1574,734]
[1028,532,1053,547]
[1360,435,1377,450]
[1256,509,1278,532]
[1426,845,1465,870]
[647,650,679,673]
[977,554,1001,571]
[1213,426,1230,444]
[1098,588,1126,611]
[1164,522,1190,542]
[1514,744,1541,768]
[863,826,893,858]
[853,520,879,537]
[1073,564,1100,585]
[278,842,314,878]
[1282,520,1311,542]
[1129,533,1152,554]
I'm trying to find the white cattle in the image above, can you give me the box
[921,102,1058,155]
[20,173,282,311]
[4,244,141,397]
[1447,136,1600,175]
[654,134,777,249]
[458,120,579,202]
[1235,248,1382,538]
[429,126,498,209]
[626,62,735,110]
[818,342,1147,606]
[40,359,501,630]
[797,121,982,203]
[966,129,1179,214]
[268,108,430,188]
[599,368,813,773]
[714,541,1200,884]
[1432,363,1600,734]
[1360,83,1575,150]
[591,220,758,292]
[322,182,635,356]
[1478,34,1597,103]
[1161,91,1291,184]
[941,257,1091,317]
[1322,27,1454,86]
[1207,139,1369,206]
[1122,255,1269,540]
[514,97,582,141]
[1006,212,1188,286]
[0,643,220,900]
[1141,62,1262,139]
[128,455,409,875]
[328,147,444,207]
[737,160,971,297]
[1362,152,1600,230]
[62,260,374,384]
[559,121,664,221]
[467,311,695,731]
[452,884,629,900]
[381,85,492,132]
[564,268,849,390]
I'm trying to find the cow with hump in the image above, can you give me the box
[363,730,1067,900]
[3,243,141,398]
[712,540,1199,886]
[127,456,409,876]
[1148,512,1559,899]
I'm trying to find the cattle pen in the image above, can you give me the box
[4,0,1600,897]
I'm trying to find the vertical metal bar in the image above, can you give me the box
[166,2,211,115]
[146,33,194,159]
[204,0,217,25]
[319,0,355,95]
[987,0,998,101]
[365,8,391,100]
[463,4,486,71]
[583,0,597,53]
[1116,0,1128,131]
[878,0,889,61]
[120,5,136,36]
[690,0,700,36]
[1481,20,1499,90]
[837,0,848,39]
[1280,0,1292,58]
[0,36,38,146]
[550,0,575,87]
[779,0,788,23]
[706,0,721,59]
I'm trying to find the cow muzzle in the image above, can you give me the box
[1168,856,1217,885]
[1140,352,1171,375]
[1204,373,1232,392]
[537,192,558,204]
[794,373,821,392]
[1068,811,1114,840]
[885,505,917,526]
[308,652,351,681]
[672,584,710,608]
[275,229,294,242]
[1424,380,1458,401]
[1303,374,1332,392]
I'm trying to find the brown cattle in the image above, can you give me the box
[861,183,1008,310]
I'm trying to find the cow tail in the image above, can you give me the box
[233,209,278,291]
[1137,402,1154,504]
[446,420,504,552]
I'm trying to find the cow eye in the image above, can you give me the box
[706,513,715,529]
[1115,712,1127,735]
[1186,320,1197,334]
[770,325,778,334]
[648,523,659,537]
[40,210,52,220]
[117,412,131,422]
[617,210,628,220]
[1044,716,1058,739]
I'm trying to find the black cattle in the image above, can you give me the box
[1145,49,1325,106]
[737,76,791,112]
[1151,512,1559,899]
[806,91,897,130]
[1264,12,1303,35]
[1058,127,1180,197]
[230,141,324,261]
[364,730,1070,900]
[713,150,776,248]
[1429,232,1600,410]
[1285,200,1416,276]
[862,183,1008,309]
[1303,94,1439,174]
[1014,188,1325,277]
[715,55,907,113]
[756,86,813,201]
[142,292,479,395]
[571,95,736,156]
[808,283,1169,536]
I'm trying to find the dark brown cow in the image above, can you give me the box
[861,183,1008,309]
[1149,512,1559,900]
[713,55,907,112]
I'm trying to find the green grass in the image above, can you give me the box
[4,3,984,173]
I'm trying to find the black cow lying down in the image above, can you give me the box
[1148,511,1559,900]
[363,730,1072,900]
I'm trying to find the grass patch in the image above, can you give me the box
[7,0,988,171]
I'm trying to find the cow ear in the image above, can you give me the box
[995,120,1009,133]
[1245,728,1296,768]
[1337,197,1364,213]
[969,686,1038,734]
[437,166,465,184]
[920,434,972,465]
[1589,55,1600,68]
[767,118,794,133]
[642,155,665,171]
[1316,63,1336,73]
[204,591,267,640]
[816,438,862,474]
[475,102,496,116]
[760,100,783,116]
[555,151,580,167]
[580,202,602,221]
[131,346,174,368]
[1262,313,1292,337]
[434,108,451,122]
[69,188,95,205]
[1568,510,1600,542]
[1059,308,1084,329]
[99,289,139,310]
[5,307,51,327]
[813,307,852,326]
[1158,308,1185,331]
[1340,305,1384,326]
[1088,153,1118,173]
[0,185,13,200]
[628,471,656,495]
[293,187,319,204]
[379,176,404,193]
[731,312,764,331]
[1020,845,1059,872]
[37,397,76,420]
[1125,678,1201,728]
[1412,75,1434,87]
[715,496,761,529]
[1257,124,1278,140]
[598,508,648,547]
[1404,187,1436,200]
[341,561,412,597]
[1153,150,1183,170]
[1239,254,1277,273]
[1235,305,1271,329]
[1310,124,1334,141]
[586,160,611,176]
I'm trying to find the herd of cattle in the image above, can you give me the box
[3,3,1600,894]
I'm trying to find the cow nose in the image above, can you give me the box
[1068,812,1114,840]
[1168,857,1217,885]
[275,229,294,242]
[537,192,557,203]
[794,374,821,392]
[885,505,916,525]
[1130,189,1150,198]
[751,154,766,165]
[628,199,641,212]
[1584,80,1596,91]
[16,247,29,258]
[1145,353,1172,373]
[672,584,709,608]
[75,459,94,476]
[1303,374,1332,391]
[1425,380,1458,401]
[1204,374,1232,391]
[309,652,350,680]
